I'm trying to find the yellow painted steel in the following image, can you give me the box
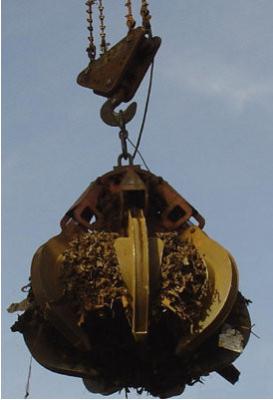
[31,214,237,352]
[176,225,238,354]
[31,225,92,352]
[114,210,163,341]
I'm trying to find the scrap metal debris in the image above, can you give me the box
[157,232,209,332]
[218,323,244,353]
[60,230,209,334]
[7,298,30,313]
[61,231,131,325]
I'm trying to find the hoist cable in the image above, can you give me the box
[24,355,33,399]
[23,325,43,399]
[127,137,150,171]
[132,59,155,160]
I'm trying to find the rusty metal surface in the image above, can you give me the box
[60,166,205,234]
[154,179,205,230]
[77,27,161,106]
[113,34,161,103]
[77,27,146,96]
[100,98,137,127]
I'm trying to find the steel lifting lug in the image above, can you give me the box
[100,94,137,127]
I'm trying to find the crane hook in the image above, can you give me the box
[100,94,137,127]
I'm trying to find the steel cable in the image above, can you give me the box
[132,59,155,160]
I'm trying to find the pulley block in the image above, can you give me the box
[77,27,161,104]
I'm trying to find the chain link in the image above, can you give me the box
[125,0,136,31]
[98,0,108,55]
[140,0,152,34]
[85,1,153,61]
[117,113,133,165]
[119,129,129,159]
[85,0,97,61]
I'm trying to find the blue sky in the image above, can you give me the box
[2,0,273,398]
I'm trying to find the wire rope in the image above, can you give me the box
[24,355,33,399]
[127,137,150,171]
[132,58,155,160]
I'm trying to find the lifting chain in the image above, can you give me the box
[98,0,108,55]
[117,115,133,165]
[85,1,152,61]
[126,0,152,34]
[125,0,136,31]
[85,0,96,61]
[140,0,152,34]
